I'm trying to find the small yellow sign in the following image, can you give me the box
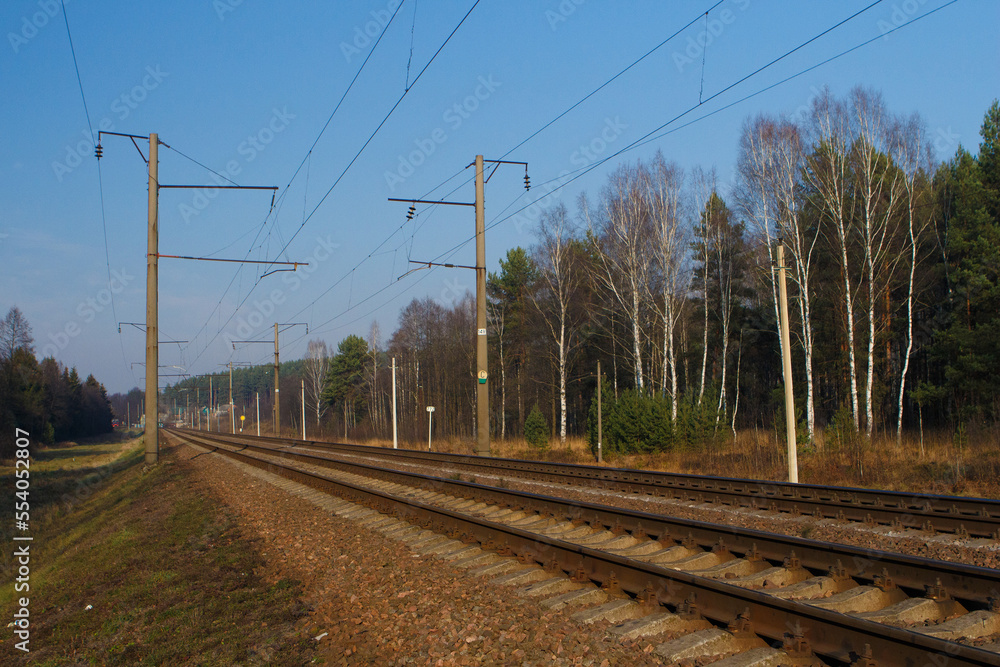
[240,415,246,421]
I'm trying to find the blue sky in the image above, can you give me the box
[2,0,997,394]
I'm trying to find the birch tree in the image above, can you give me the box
[739,115,819,441]
[892,112,931,443]
[691,167,717,405]
[531,203,587,446]
[804,89,862,431]
[304,339,329,427]
[851,87,905,436]
[647,153,686,418]
[595,163,652,391]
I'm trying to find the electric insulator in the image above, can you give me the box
[95,143,103,159]
[524,173,530,191]
[406,204,416,221]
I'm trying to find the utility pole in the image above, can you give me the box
[99,128,289,460]
[597,360,603,464]
[145,132,159,464]
[233,322,306,436]
[217,362,250,434]
[209,375,214,431]
[274,322,279,434]
[301,379,306,441]
[390,155,528,458]
[777,241,798,483]
[391,356,398,449]
[473,155,489,458]
[256,392,261,437]
[229,362,235,434]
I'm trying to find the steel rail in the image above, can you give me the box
[167,428,1000,666]
[168,428,1000,609]
[172,428,1000,538]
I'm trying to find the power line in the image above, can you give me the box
[195,0,954,375]
[497,0,724,162]
[60,0,93,137]
[429,0,913,264]
[258,0,482,278]
[61,0,137,385]
[179,0,410,371]
[184,1,481,373]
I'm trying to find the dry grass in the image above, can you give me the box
[334,426,1000,499]
[0,434,314,665]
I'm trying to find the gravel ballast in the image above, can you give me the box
[174,442,672,666]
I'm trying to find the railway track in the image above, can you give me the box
[166,428,1000,665]
[172,428,1000,539]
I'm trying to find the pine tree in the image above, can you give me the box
[524,403,549,450]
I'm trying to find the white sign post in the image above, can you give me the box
[426,406,435,451]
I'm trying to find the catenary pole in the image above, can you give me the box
[474,155,489,457]
[144,133,159,465]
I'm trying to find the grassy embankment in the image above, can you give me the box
[0,431,314,665]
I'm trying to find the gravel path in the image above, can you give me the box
[174,442,672,666]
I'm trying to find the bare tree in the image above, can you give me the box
[691,167,717,405]
[594,163,653,391]
[304,339,330,427]
[0,306,33,361]
[647,153,686,418]
[367,320,384,435]
[892,111,932,444]
[804,89,861,431]
[851,87,905,436]
[738,114,819,441]
[531,203,588,446]
[486,294,508,439]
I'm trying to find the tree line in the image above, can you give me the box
[164,89,998,455]
[0,307,115,458]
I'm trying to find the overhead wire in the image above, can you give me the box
[257,0,482,279]
[180,0,411,372]
[434,0,954,267]
[61,0,137,385]
[203,0,708,365]
[190,1,482,370]
[208,0,952,371]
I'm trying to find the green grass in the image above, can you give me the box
[0,435,314,665]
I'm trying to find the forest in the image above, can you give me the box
[155,88,999,456]
[0,307,115,458]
